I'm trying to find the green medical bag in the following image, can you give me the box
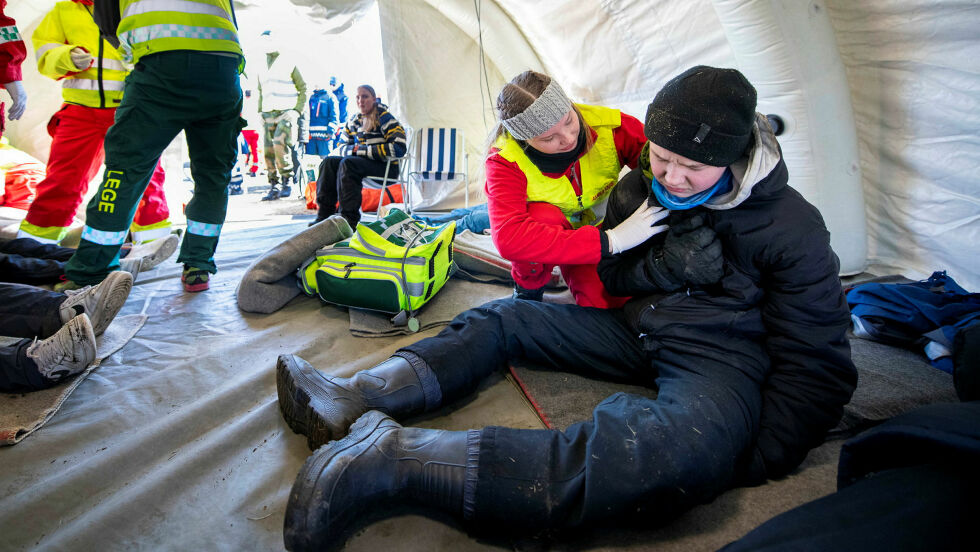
[297,209,456,328]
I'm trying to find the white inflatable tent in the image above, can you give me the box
[1,1,978,550]
[6,0,979,287]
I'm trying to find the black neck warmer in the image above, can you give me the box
[523,126,587,174]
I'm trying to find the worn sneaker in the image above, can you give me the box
[181,265,210,292]
[26,314,97,384]
[125,233,180,272]
[59,270,133,336]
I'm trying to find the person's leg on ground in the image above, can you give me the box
[278,300,647,449]
[0,314,97,393]
[0,237,74,284]
[178,52,244,292]
[17,104,115,243]
[0,282,68,338]
[280,300,651,549]
[285,331,766,549]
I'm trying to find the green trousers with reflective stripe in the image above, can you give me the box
[65,51,245,285]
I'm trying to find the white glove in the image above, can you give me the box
[604,202,669,254]
[3,81,26,120]
[70,47,93,70]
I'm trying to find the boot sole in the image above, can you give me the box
[276,355,341,451]
[89,271,134,336]
[283,410,394,552]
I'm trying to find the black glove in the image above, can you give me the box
[644,215,724,291]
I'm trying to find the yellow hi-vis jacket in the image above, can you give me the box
[495,104,623,228]
[117,0,242,67]
[33,1,128,108]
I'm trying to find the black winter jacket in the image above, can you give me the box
[598,115,857,483]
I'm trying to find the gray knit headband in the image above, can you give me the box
[500,80,574,141]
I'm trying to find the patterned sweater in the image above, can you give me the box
[337,103,407,163]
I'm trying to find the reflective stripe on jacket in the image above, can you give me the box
[495,104,623,228]
[34,1,127,107]
[117,0,242,66]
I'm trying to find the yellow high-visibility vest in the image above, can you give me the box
[117,0,242,66]
[496,104,624,228]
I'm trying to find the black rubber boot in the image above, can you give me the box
[284,410,470,552]
[276,354,432,450]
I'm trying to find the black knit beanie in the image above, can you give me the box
[644,66,757,167]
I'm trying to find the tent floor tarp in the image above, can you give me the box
[0,221,956,551]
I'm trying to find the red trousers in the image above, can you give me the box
[242,129,259,174]
[23,104,168,234]
[510,202,629,309]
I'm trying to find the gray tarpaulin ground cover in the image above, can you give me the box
[0,221,958,551]
[0,222,538,551]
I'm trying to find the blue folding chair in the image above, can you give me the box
[407,127,470,213]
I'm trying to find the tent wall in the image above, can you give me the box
[378,0,868,274]
[826,0,980,290]
[4,0,978,288]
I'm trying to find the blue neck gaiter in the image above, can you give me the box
[651,168,733,210]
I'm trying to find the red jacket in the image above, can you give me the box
[0,0,26,84]
[485,111,646,266]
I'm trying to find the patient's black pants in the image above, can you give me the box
[400,298,768,529]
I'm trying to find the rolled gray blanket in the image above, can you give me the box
[236,216,352,314]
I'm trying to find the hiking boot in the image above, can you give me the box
[283,411,471,552]
[125,233,180,272]
[280,184,292,198]
[276,354,436,450]
[229,183,244,195]
[261,184,281,201]
[181,265,210,292]
[59,271,133,336]
[27,314,98,384]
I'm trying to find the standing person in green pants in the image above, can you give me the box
[59,0,245,293]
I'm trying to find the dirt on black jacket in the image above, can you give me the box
[598,113,857,483]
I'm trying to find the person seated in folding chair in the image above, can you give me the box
[274,66,857,551]
[0,270,131,392]
[485,70,658,308]
[310,85,407,229]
